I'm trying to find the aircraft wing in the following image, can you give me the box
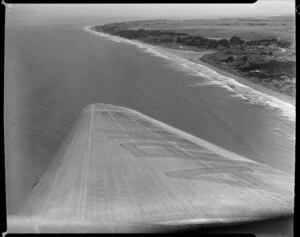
[7,103,294,233]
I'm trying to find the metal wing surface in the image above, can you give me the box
[7,104,294,233]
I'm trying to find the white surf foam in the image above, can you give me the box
[84,26,295,124]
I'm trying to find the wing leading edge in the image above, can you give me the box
[7,103,294,233]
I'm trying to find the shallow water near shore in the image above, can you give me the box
[5,22,295,216]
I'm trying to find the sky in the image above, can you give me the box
[6,0,295,25]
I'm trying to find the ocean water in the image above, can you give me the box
[5,21,295,214]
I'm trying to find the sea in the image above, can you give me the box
[4,17,295,214]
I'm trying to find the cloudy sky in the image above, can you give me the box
[6,0,295,25]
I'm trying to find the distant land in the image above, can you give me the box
[92,16,295,98]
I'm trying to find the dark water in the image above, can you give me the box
[4,22,295,214]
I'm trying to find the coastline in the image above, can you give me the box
[149,46,296,106]
[87,26,295,107]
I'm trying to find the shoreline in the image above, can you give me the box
[87,26,295,107]
[149,45,296,106]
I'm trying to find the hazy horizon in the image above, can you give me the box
[6,1,295,26]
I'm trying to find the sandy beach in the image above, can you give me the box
[152,45,296,106]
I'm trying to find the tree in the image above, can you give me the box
[230,36,244,46]
[219,39,231,48]
[276,41,291,48]
[242,56,248,61]
[226,56,234,63]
